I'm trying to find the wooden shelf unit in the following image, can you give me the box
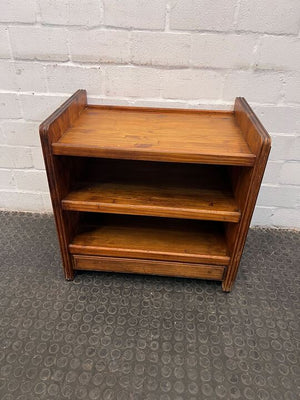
[40,90,271,292]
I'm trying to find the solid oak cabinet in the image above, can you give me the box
[40,90,271,292]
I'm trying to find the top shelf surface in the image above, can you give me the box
[52,106,256,166]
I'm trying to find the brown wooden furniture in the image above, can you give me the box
[40,90,271,292]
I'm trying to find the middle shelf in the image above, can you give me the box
[61,159,241,223]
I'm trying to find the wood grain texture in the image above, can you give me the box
[73,255,226,280]
[52,106,255,166]
[69,215,230,266]
[62,162,241,222]
[39,89,87,280]
[222,97,271,292]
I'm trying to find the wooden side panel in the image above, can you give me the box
[223,97,271,291]
[73,255,226,281]
[39,90,87,279]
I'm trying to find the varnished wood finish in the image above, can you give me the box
[40,92,270,291]
[73,255,225,280]
[62,162,240,222]
[69,215,230,266]
[222,97,271,292]
[39,90,87,279]
[52,106,255,166]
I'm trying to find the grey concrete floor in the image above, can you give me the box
[0,212,299,400]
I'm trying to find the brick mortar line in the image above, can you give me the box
[165,1,171,32]
[0,188,49,194]
[2,21,300,38]
[1,58,298,75]
[2,89,300,108]
[233,0,242,28]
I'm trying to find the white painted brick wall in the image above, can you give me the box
[14,170,48,192]
[46,64,103,95]
[0,169,15,190]
[162,69,223,100]
[14,62,48,92]
[0,27,11,58]
[103,0,167,30]
[0,146,33,168]
[236,0,300,35]
[39,0,102,26]
[191,34,257,69]
[223,71,282,104]
[0,61,16,91]
[131,32,191,67]
[19,94,68,121]
[280,163,300,186]
[169,0,237,31]
[69,30,130,64]
[105,66,164,98]
[284,73,300,103]
[0,121,40,146]
[0,94,22,119]
[0,0,299,229]
[255,36,300,71]
[0,0,37,24]
[9,26,69,61]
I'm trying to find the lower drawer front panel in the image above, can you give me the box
[73,255,225,281]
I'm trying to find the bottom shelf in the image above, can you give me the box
[69,214,230,266]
